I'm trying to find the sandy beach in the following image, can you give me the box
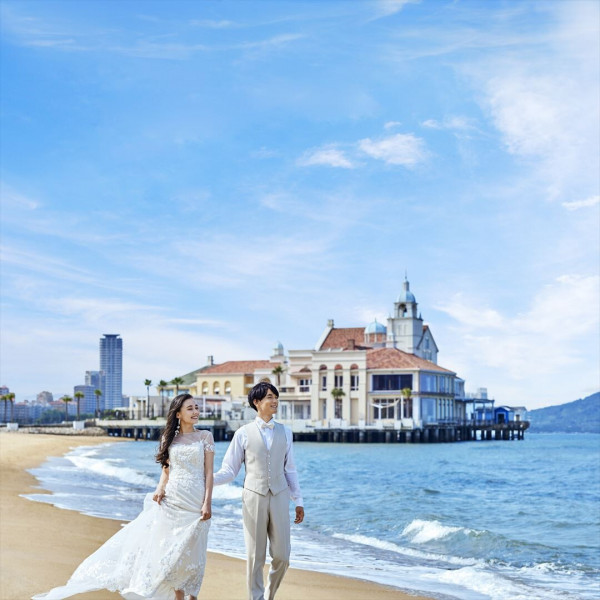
[0,432,433,600]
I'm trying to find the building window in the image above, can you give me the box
[372,374,412,391]
[372,399,396,420]
[334,398,343,419]
[299,378,311,393]
[350,374,359,391]
[402,398,413,418]
[321,399,327,419]
[224,381,231,394]
[334,374,343,388]
[201,382,209,395]
[321,375,327,391]
[213,382,220,395]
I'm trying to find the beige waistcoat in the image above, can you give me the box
[243,422,289,496]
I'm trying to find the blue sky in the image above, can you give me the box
[1,0,598,409]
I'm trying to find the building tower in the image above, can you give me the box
[387,278,424,354]
[99,334,122,410]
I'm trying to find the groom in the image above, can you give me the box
[214,381,304,600]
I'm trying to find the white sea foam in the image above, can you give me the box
[401,518,475,543]
[331,532,476,567]
[212,484,242,500]
[67,456,156,488]
[431,565,572,600]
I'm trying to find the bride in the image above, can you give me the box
[33,393,215,600]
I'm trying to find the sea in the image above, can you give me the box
[25,433,600,600]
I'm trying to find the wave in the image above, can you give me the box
[401,518,477,544]
[212,484,242,500]
[331,532,476,567]
[67,456,156,488]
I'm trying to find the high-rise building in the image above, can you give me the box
[85,370,106,411]
[99,334,123,410]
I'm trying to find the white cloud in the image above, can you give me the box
[562,196,600,211]
[421,116,477,131]
[297,145,356,169]
[384,121,402,129]
[436,275,600,398]
[0,183,40,210]
[358,133,428,167]
[467,1,599,202]
[375,0,420,18]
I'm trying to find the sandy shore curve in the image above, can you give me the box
[0,432,433,600]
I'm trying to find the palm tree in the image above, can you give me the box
[331,388,345,419]
[157,380,168,417]
[7,393,15,422]
[62,395,73,422]
[144,379,152,418]
[171,377,184,395]
[401,387,412,420]
[94,389,103,419]
[74,391,85,420]
[271,365,285,388]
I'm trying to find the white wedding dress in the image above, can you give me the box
[33,430,215,600]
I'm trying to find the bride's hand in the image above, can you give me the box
[153,487,166,504]
[201,502,211,521]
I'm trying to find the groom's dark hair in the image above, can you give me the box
[248,381,279,411]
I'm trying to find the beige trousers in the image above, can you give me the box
[242,488,291,600]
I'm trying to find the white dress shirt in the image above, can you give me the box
[214,417,304,507]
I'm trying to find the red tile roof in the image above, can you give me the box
[202,360,273,375]
[319,327,371,350]
[366,347,454,373]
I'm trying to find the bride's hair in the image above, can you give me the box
[155,393,194,468]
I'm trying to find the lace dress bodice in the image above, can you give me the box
[167,430,215,491]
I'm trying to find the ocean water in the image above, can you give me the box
[25,433,600,600]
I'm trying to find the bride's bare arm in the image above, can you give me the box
[153,465,169,504]
[202,436,214,520]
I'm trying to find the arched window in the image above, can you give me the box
[350,364,359,391]
[213,381,220,395]
[224,381,231,394]
[334,364,343,388]
[319,365,327,391]
[201,382,209,395]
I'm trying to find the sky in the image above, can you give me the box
[1,0,598,410]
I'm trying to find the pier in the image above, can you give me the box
[97,419,229,442]
[293,421,530,443]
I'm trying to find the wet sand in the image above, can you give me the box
[0,432,433,600]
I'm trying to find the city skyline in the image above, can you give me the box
[1,0,598,409]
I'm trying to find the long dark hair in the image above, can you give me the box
[155,393,193,468]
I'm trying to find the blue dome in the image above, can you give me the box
[365,319,387,334]
[397,289,416,303]
[398,279,416,304]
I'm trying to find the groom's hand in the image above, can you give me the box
[294,506,304,524]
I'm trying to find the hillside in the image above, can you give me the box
[528,392,600,433]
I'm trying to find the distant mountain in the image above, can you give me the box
[528,392,600,433]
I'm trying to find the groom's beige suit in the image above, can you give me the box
[214,418,303,600]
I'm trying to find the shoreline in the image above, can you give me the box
[0,432,435,600]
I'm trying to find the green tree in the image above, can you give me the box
[171,377,184,395]
[1,394,7,423]
[157,380,168,417]
[401,387,412,420]
[61,395,73,422]
[74,391,85,420]
[271,364,285,388]
[94,389,103,419]
[144,379,152,418]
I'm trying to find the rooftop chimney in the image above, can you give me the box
[207,355,214,366]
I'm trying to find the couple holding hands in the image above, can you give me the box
[33,382,304,600]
